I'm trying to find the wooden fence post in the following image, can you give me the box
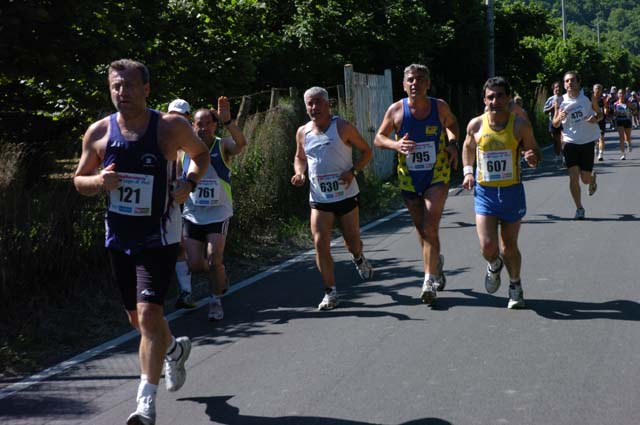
[237,95,252,127]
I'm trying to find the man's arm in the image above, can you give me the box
[374,102,407,152]
[215,96,248,158]
[291,126,307,187]
[461,117,480,191]
[170,116,210,204]
[73,120,119,196]
[516,116,540,167]
[437,99,460,169]
[338,119,373,187]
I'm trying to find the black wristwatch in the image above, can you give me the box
[351,167,359,177]
[186,178,198,193]
[222,119,232,126]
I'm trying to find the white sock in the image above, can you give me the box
[175,260,191,293]
[137,375,157,410]
[424,273,437,282]
[165,336,182,361]
[489,257,502,271]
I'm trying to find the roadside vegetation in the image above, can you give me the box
[2,0,639,378]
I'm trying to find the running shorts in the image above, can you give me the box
[474,183,526,223]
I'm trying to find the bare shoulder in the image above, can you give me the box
[467,115,483,132]
[157,111,193,160]
[83,116,110,154]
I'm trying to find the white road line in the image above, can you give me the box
[0,207,409,400]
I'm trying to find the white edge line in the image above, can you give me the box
[0,207,410,400]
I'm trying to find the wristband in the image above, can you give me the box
[448,140,458,148]
[463,166,474,176]
[222,119,232,126]
[186,178,198,193]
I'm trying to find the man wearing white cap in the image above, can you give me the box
[168,98,197,310]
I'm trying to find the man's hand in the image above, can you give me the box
[523,149,538,168]
[172,178,193,204]
[213,96,231,124]
[462,173,475,191]
[339,170,355,188]
[397,133,416,154]
[291,173,306,186]
[445,143,459,170]
[101,163,120,191]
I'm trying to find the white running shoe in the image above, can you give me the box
[420,278,436,305]
[127,394,156,425]
[318,290,339,310]
[597,152,603,161]
[164,336,191,392]
[485,258,503,294]
[508,285,525,309]
[352,254,374,280]
[433,254,446,291]
[620,154,626,160]
[208,298,224,321]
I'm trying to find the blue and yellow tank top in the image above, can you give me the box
[397,98,450,193]
[476,113,521,187]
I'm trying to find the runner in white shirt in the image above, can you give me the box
[291,87,373,310]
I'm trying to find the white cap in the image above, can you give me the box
[168,99,190,114]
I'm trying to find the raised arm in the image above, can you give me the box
[215,96,248,158]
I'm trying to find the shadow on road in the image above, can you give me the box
[178,395,452,425]
[438,289,640,321]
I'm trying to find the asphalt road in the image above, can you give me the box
[1,129,639,425]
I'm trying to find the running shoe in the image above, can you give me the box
[208,298,224,321]
[588,170,597,196]
[127,409,155,425]
[164,336,191,392]
[175,291,197,310]
[574,207,585,220]
[485,257,503,294]
[508,285,525,309]
[420,278,436,305]
[620,154,626,160]
[598,152,603,161]
[433,254,447,291]
[352,254,374,280]
[318,290,338,310]
[127,393,156,425]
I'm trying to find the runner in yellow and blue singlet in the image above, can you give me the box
[397,97,451,197]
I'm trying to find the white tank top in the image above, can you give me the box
[304,116,359,203]
[559,92,600,145]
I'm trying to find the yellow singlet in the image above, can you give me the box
[476,113,521,187]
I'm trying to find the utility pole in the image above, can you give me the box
[486,0,495,78]
[561,0,566,43]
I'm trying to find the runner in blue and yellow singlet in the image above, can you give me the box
[375,64,459,306]
[462,76,540,310]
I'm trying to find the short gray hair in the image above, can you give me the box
[403,64,430,80]
[303,86,329,101]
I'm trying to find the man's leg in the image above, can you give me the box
[499,220,525,309]
[206,232,228,321]
[183,237,208,273]
[476,214,504,294]
[422,184,448,277]
[311,208,339,310]
[137,303,172,385]
[567,166,582,209]
[339,204,373,280]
